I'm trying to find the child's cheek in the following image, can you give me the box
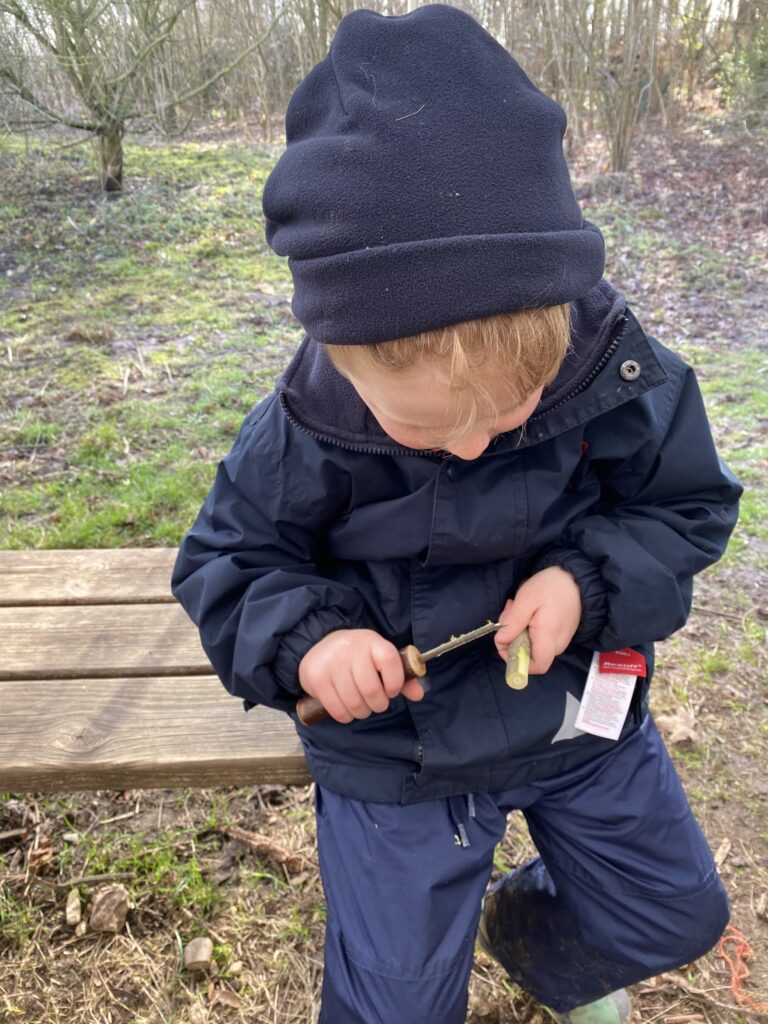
[385,425,435,450]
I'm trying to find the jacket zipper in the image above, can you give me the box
[279,314,630,453]
[279,393,439,458]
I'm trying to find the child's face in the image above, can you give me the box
[347,358,543,461]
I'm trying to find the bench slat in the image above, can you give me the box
[0,548,177,606]
[0,676,310,791]
[0,603,211,680]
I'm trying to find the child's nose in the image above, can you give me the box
[446,432,491,461]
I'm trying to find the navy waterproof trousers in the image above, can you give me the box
[314,715,729,1023]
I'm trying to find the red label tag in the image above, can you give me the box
[598,648,647,676]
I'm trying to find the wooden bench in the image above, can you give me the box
[0,548,311,792]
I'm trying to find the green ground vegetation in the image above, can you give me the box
[1,137,299,548]
[1,137,765,561]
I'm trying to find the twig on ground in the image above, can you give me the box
[25,871,137,890]
[0,828,28,842]
[214,824,314,874]
[691,604,756,624]
[639,974,768,1017]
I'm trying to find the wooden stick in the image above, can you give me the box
[505,628,531,690]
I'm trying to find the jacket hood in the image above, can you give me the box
[278,279,627,450]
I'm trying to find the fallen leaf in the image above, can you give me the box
[214,863,238,885]
[27,835,54,872]
[213,988,243,1010]
[656,706,697,745]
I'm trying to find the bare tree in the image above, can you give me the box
[0,0,202,189]
[2,0,762,185]
[596,0,658,170]
[0,0,280,190]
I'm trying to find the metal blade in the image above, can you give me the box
[421,621,503,662]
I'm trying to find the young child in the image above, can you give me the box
[172,6,742,1022]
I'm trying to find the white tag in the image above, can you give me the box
[574,652,635,741]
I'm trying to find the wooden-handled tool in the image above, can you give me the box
[296,644,427,726]
[296,621,526,726]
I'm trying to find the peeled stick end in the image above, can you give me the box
[505,628,531,690]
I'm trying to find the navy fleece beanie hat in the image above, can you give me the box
[262,3,605,345]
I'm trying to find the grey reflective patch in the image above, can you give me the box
[551,691,586,744]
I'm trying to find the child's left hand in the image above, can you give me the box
[494,566,582,675]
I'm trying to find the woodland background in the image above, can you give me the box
[1,0,767,186]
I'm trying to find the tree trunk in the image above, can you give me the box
[163,104,179,134]
[99,122,124,193]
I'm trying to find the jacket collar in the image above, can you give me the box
[277,280,666,457]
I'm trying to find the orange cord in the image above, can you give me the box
[718,924,768,1012]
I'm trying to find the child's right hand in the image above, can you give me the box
[298,629,427,723]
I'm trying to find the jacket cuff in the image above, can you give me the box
[532,547,608,646]
[271,608,352,695]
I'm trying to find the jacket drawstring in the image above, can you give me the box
[449,794,476,848]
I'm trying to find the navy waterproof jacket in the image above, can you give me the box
[172,284,741,803]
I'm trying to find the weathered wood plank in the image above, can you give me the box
[0,548,177,606]
[0,603,212,679]
[0,676,311,791]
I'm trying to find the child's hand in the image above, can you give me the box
[494,567,582,675]
[298,629,427,723]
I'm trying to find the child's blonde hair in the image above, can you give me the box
[324,304,571,444]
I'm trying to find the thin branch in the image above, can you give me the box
[165,11,283,109]
[0,65,98,132]
[107,0,197,91]
[0,0,64,57]
[109,29,174,95]
[25,871,137,890]
[322,0,344,23]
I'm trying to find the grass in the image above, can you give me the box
[2,136,766,556]
[0,797,227,950]
[2,135,299,549]
[588,199,762,299]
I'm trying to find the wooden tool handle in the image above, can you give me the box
[296,644,426,727]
